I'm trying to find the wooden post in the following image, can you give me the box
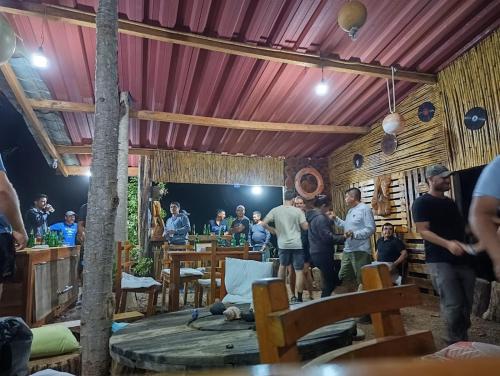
[80,0,119,374]
[114,92,129,242]
[252,278,298,363]
[361,264,406,338]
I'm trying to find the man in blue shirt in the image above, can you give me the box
[50,211,78,246]
[163,201,191,245]
[249,211,271,254]
[469,155,500,280]
[0,154,27,297]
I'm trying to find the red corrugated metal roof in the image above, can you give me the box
[4,0,500,166]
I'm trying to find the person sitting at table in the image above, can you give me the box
[249,211,271,257]
[374,222,407,285]
[163,201,191,245]
[230,205,250,244]
[49,210,78,246]
[209,209,228,235]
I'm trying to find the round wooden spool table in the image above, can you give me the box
[109,304,356,373]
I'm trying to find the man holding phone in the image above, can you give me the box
[25,193,55,237]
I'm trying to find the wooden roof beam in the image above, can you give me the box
[57,145,153,156]
[0,0,437,84]
[30,98,370,135]
[66,165,138,176]
[0,64,68,176]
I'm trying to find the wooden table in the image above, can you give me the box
[0,246,80,326]
[167,250,262,312]
[109,304,356,373]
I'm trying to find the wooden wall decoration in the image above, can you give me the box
[439,31,499,171]
[285,157,330,200]
[328,84,447,188]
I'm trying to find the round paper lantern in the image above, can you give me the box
[337,1,367,40]
[0,14,16,65]
[382,112,405,135]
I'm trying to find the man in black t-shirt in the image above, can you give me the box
[375,223,407,275]
[412,164,475,345]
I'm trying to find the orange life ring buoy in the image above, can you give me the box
[294,167,324,200]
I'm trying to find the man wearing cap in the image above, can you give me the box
[50,211,78,246]
[412,164,475,345]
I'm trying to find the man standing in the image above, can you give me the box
[249,211,271,256]
[163,202,191,245]
[412,164,475,344]
[50,211,78,246]
[230,205,250,244]
[0,154,27,299]
[375,222,407,283]
[469,156,500,280]
[25,193,54,237]
[333,187,375,290]
[262,190,308,303]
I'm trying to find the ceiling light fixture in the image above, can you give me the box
[31,15,48,68]
[315,65,328,96]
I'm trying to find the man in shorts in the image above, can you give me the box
[262,190,308,303]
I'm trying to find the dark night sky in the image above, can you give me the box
[0,93,283,229]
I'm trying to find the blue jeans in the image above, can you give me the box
[427,263,475,344]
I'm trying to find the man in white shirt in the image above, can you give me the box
[333,187,375,290]
[262,190,308,303]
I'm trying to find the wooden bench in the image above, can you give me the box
[252,263,436,364]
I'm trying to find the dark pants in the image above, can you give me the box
[427,263,475,344]
[311,252,340,298]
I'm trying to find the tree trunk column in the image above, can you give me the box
[115,92,129,242]
[80,0,119,374]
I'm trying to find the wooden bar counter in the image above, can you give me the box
[0,246,80,327]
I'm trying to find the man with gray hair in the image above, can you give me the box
[412,164,475,344]
[230,205,250,244]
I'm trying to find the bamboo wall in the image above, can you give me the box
[328,84,447,188]
[150,150,284,186]
[439,31,500,171]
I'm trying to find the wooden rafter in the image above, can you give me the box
[66,165,138,176]
[0,64,68,176]
[57,145,153,156]
[30,98,370,135]
[0,0,437,84]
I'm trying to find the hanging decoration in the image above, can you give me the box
[0,14,16,65]
[353,154,364,169]
[464,107,487,130]
[382,67,405,135]
[381,133,398,155]
[337,1,367,40]
[418,101,435,122]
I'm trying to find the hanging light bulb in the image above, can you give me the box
[315,79,328,96]
[315,65,328,96]
[31,46,48,68]
[31,16,48,69]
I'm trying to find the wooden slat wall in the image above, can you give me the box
[439,31,500,171]
[328,84,447,188]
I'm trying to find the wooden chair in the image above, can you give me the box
[160,242,203,310]
[115,241,160,316]
[194,241,250,307]
[252,263,436,364]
